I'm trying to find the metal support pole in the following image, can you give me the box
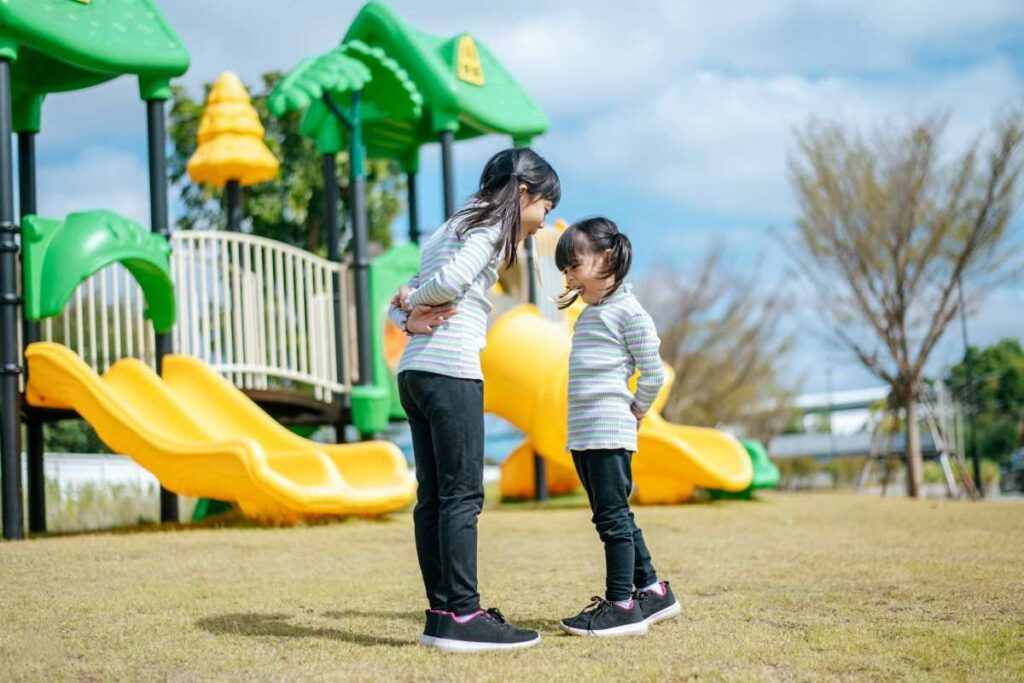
[319,91,372,391]
[440,130,455,220]
[225,179,242,232]
[146,98,178,522]
[957,279,983,496]
[407,171,419,244]
[0,58,24,540]
[525,234,548,501]
[322,152,348,443]
[18,131,45,533]
[348,92,373,391]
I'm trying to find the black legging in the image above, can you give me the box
[572,448,658,601]
[398,369,485,616]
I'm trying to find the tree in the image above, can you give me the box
[638,247,798,443]
[946,338,1024,464]
[44,420,108,454]
[168,71,404,253]
[789,113,1024,497]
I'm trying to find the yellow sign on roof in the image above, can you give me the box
[456,35,485,86]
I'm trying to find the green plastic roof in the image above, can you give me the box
[269,40,422,155]
[343,1,548,170]
[0,0,190,131]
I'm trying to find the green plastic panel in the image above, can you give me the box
[21,210,176,333]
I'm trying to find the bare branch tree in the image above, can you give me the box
[638,247,799,443]
[788,112,1024,498]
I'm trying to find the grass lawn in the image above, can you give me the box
[1,492,1022,681]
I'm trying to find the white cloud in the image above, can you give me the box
[35,78,147,152]
[546,59,1023,218]
[478,0,1024,114]
[35,147,151,227]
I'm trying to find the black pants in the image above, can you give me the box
[398,370,485,616]
[572,448,658,601]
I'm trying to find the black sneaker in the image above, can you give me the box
[636,581,681,625]
[431,608,541,653]
[559,596,648,637]
[418,609,443,647]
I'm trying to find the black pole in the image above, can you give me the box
[526,236,538,304]
[322,152,348,443]
[957,279,983,496]
[18,131,45,533]
[440,130,455,220]
[0,58,25,540]
[225,179,242,232]
[146,98,178,522]
[525,233,547,501]
[349,91,373,390]
[407,171,419,244]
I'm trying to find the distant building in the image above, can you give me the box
[769,385,937,460]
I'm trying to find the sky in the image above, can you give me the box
[29,0,1024,394]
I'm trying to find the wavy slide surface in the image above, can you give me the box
[481,306,752,503]
[26,342,415,523]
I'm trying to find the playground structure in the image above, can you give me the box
[0,1,773,540]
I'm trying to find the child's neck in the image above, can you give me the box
[586,281,622,306]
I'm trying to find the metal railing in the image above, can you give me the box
[19,231,354,404]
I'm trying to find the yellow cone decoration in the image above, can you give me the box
[187,71,279,187]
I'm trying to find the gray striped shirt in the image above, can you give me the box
[388,218,501,380]
[567,285,666,452]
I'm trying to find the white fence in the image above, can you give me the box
[18,231,355,404]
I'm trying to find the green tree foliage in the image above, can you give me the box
[44,420,108,454]
[946,338,1024,464]
[168,71,404,254]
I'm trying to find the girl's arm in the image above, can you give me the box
[624,313,666,416]
[406,227,498,307]
[387,273,420,330]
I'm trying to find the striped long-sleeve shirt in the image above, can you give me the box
[567,284,666,452]
[387,217,501,380]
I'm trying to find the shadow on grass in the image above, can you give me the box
[492,489,779,512]
[323,609,557,635]
[196,612,412,647]
[322,609,423,624]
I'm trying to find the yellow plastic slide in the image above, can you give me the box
[481,306,752,503]
[25,342,415,523]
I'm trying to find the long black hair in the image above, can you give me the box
[451,147,561,268]
[554,216,633,309]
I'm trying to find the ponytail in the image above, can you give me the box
[608,231,633,296]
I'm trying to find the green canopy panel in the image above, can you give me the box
[21,210,176,333]
[269,40,423,156]
[0,0,190,131]
[344,2,549,169]
[268,51,372,119]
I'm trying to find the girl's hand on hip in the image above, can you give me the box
[391,286,413,312]
[406,304,458,335]
[631,404,646,429]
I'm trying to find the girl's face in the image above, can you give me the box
[563,247,613,305]
[519,185,553,238]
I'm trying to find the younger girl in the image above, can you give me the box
[389,148,559,652]
[554,217,681,637]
